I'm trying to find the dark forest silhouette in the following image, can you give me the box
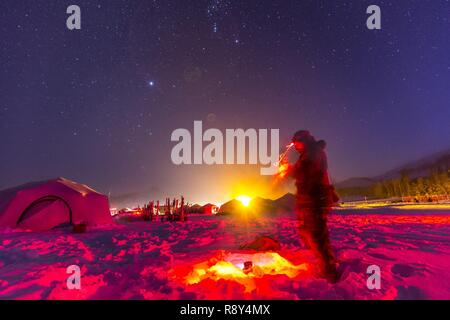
[338,169,449,202]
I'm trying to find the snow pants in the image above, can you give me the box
[296,205,337,277]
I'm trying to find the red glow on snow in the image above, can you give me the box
[173,251,309,293]
[1,211,450,299]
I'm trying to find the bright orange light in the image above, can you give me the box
[236,195,252,207]
[274,143,294,181]
[183,252,308,292]
[277,161,290,178]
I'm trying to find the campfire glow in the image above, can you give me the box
[183,252,308,292]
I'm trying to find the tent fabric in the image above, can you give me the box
[0,177,112,231]
[18,198,70,231]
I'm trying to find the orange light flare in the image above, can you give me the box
[274,143,294,180]
[236,195,252,207]
[277,161,290,179]
[175,251,309,293]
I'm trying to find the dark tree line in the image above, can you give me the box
[338,170,449,201]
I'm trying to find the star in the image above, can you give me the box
[148,81,155,87]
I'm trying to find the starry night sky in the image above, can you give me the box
[1,1,449,205]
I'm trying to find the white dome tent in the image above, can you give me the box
[0,177,112,231]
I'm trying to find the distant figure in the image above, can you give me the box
[180,196,186,221]
[284,130,340,282]
[149,201,154,221]
[142,204,150,221]
[156,200,160,221]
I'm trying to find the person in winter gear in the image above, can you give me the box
[284,130,340,282]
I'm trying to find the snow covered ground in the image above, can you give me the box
[0,208,449,300]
